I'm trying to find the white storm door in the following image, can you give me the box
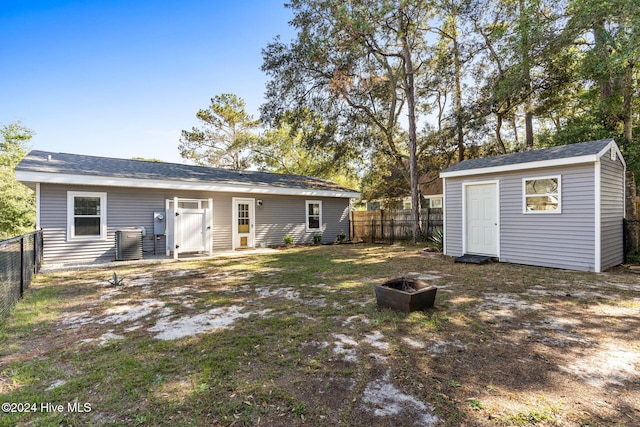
[465,183,498,256]
[233,198,254,249]
[177,208,207,253]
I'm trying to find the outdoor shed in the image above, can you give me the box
[439,139,626,272]
[16,151,360,264]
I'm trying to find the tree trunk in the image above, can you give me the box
[402,35,421,243]
[625,170,638,255]
[453,24,464,162]
[519,0,534,150]
[593,21,618,132]
[495,113,507,154]
[622,63,634,142]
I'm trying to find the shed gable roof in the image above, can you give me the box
[16,151,360,198]
[440,139,619,178]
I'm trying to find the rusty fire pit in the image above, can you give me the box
[374,277,437,313]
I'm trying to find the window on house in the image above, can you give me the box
[67,191,107,239]
[523,177,560,213]
[306,200,322,232]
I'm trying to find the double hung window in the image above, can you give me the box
[67,191,107,239]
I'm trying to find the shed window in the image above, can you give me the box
[67,191,107,240]
[306,200,322,232]
[523,177,560,213]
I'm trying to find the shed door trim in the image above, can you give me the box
[462,181,499,257]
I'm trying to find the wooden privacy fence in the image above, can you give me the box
[350,208,443,243]
[0,230,43,322]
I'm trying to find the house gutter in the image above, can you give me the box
[15,171,361,199]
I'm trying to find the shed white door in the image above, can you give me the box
[465,183,498,256]
[177,209,208,253]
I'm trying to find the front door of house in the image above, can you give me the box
[465,183,498,256]
[233,198,254,249]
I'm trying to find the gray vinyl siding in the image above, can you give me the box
[39,184,350,264]
[443,164,600,271]
[498,164,596,271]
[599,153,625,270]
[443,178,463,256]
[255,196,350,246]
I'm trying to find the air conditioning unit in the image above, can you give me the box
[115,229,143,261]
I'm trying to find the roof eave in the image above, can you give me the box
[439,154,599,179]
[15,171,361,199]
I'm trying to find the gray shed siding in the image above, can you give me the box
[498,164,596,271]
[599,153,625,270]
[443,178,463,256]
[40,184,350,264]
[444,164,600,271]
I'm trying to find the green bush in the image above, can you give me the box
[313,233,323,244]
[283,234,294,245]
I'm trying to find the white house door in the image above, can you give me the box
[233,198,254,250]
[177,209,208,253]
[465,183,498,256]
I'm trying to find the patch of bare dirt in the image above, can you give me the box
[3,247,639,426]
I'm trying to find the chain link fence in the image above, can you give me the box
[0,230,43,322]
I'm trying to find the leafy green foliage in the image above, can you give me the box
[0,122,35,239]
[261,0,433,240]
[251,109,360,189]
[179,93,260,169]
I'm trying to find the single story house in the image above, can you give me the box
[439,139,625,272]
[16,151,360,264]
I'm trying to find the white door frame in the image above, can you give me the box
[166,198,213,259]
[232,197,255,250]
[462,181,500,257]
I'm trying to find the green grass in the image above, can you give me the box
[1,244,638,426]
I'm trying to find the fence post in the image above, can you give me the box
[20,236,25,298]
[33,231,38,273]
[371,219,375,243]
[390,218,394,244]
[424,206,430,240]
[623,219,628,263]
[349,211,353,242]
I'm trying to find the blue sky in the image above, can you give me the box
[1,0,295,163]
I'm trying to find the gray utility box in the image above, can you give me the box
[153,211,166,236]
[115,229,143,261]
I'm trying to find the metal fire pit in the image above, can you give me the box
[374,277,437,313]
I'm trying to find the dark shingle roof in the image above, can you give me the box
[17,150,359,194]
[441,139,614,175]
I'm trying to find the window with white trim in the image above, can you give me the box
[67,191,107,239]
[523,176,560,213]
[305,200,322,232]
[430,197,443,209]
